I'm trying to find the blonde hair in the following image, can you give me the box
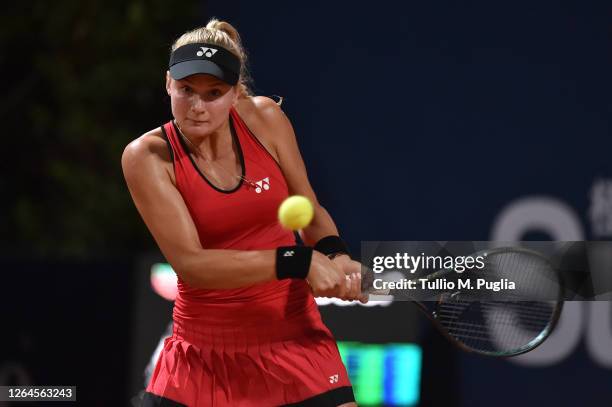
[171,19,252,97]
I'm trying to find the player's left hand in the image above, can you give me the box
[330,255,369,303]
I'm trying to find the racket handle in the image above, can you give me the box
[360,267,391,295]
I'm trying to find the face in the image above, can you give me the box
[166,72,237,138]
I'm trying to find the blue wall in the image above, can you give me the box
[209,0,609,244]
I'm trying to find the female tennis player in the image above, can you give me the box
[122,19,365,407]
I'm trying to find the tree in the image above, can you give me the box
[2,1,202,257]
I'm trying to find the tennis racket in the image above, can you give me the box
[362,246,564,357]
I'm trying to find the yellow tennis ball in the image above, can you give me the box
[278,195,314,230]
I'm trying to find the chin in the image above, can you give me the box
[185,120,213,134]
[184,119,207,127]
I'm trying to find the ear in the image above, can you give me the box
[165,71,172,95]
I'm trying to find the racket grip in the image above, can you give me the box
[360,267,390,295]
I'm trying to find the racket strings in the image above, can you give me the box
[484,251,561,300]
[436,323,548,339]
[438,313,551,329]
[438,302,554,318]
[436,298,556,354]
[421,249,563,355]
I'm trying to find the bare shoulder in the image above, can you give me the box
[122,127,169,162]
[121,127,174,183]
[236,95,284,121]
[235,96,293,158]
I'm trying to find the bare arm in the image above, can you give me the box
[250,97,341,246]
[122,129,347,297]
[250,98,365,301]
[121,132,277,289]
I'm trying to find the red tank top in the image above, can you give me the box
[161,107,316,324]
[162,107,296,250]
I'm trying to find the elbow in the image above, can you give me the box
[170,254,211,289]
[314,202,327,215]
[312,203,331,227]
[172,263,197,287]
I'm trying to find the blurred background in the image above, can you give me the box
[1,0,611,406]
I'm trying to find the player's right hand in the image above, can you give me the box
[306,251,347,299]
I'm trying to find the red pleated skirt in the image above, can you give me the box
[145,279,353,406]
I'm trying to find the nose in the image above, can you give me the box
[191,94,207,113]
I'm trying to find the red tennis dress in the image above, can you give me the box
[143,108,354,407]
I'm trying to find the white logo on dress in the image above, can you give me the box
[254,177,270,194]
[283,251,294,257]
[329,374,339,383]
[196,47,218,58]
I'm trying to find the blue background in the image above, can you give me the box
[210,0,610,243]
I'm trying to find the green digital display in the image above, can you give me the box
[338,342,421,406]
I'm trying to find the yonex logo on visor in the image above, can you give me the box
[196,47,218,58]
[169,43,240,85]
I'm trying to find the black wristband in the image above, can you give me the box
[313,235,351,258]
[276,246,313,280]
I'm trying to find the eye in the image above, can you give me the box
[180,86,193,94]
[209,88,222,97]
